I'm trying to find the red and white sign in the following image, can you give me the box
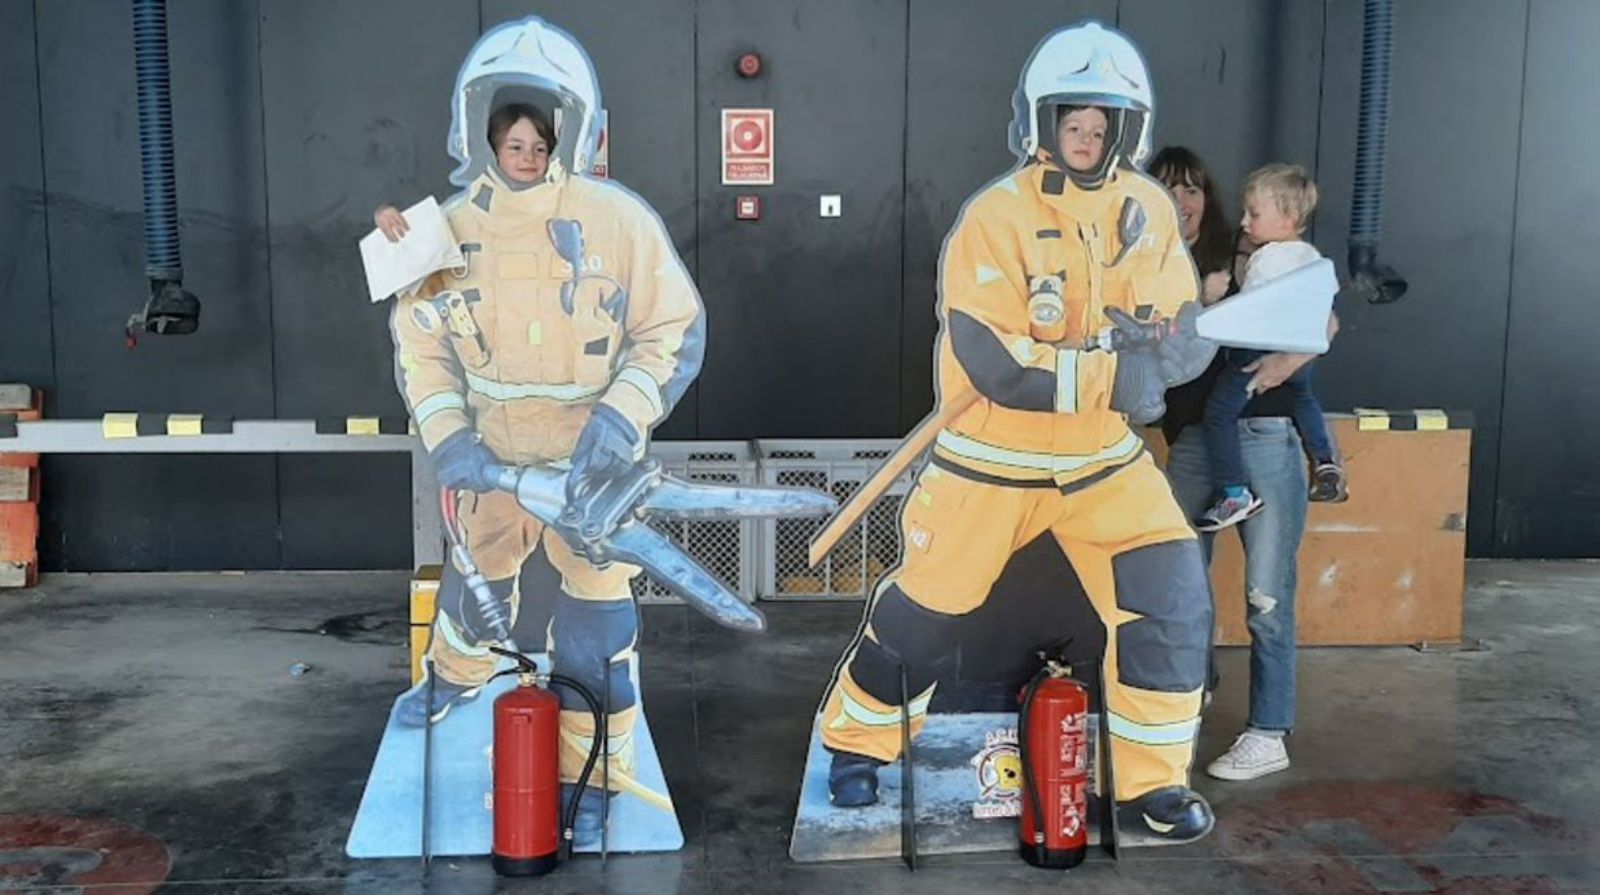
[721,108,774,186]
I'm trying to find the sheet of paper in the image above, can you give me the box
[358,196,465,303]
[1194,257,1337,355]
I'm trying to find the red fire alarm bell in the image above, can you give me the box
[736,196,761,220]
[736,52,762,79]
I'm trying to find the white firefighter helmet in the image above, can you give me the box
[447,17,601,187]
[1008,21,1155,186]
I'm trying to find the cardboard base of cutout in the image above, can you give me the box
[791,534,1190,860]
[346,654,683,858]
[791,711,1112,861]
[349,536,685,857]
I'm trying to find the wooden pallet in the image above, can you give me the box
[1146,413,1471,646]
[0,385,40,588]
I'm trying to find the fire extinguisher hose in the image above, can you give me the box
[1017,667,1051,850]
[547,673,605,860]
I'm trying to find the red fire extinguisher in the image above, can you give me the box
[1018,657,1090,869]
[486,647,605,877]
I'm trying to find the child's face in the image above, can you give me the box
[1056,107,1109,173]
[495,117,549,184]
[1241,189,1301,244]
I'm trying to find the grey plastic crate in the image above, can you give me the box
[755,439,913,601]
[629,441,759,605]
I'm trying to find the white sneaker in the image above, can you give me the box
[1207,732,1290,781]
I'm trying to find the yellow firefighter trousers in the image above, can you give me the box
[821,453,1206,801]
[429,489,644,789]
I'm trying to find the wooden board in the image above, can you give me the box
[0,387,41,471]
[0,384,32,412]
[0,387,42,587]
[0,561,33,589]
[0,467,29,502]
[1149,418,1470,646]
[0,498,40,566]
[409,566,441,684]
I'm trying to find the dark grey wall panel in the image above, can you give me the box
[259,0,477,569]
[35,0,278,571]
[0,0,54,393]
[696,0,907,438]
[1313,0,1526,557]
[10,1,1589,563]
[482,0,700,439]
[1498,0,1600,557]
[1120,0,1324,210]
[899,0,1117,433]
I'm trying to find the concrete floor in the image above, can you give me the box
[2,562,1599,894]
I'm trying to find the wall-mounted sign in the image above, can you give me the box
[722,108,774,186]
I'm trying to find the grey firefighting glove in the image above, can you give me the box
[1110,352,1168,424]
[566,404,640,505]
[1104,303,1218,383]
[1105,303,1218,424]
[431,430,502,494]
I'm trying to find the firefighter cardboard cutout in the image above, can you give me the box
[346,17,835,859]
[791,21,1223,861]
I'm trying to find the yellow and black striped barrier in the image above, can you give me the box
[98,413,236,439]
[0,413,421,440]
[0,413,422,444]
[315,416,414,436]
[1350,408,1474,432]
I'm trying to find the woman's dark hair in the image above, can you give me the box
[1149,145,1233,276]
[487,103,556,153]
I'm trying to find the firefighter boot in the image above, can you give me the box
[1116,785,1215,844]
[394,662,483,727]
[559,707,672,823]
[828,751,885,808]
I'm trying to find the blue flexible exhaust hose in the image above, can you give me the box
[128,0,200,338]
[133,0,181,282]
[1347,0,1408,304]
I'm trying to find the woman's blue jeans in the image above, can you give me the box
[1166,418,1307,732]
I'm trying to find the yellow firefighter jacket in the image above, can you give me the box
[931,163,1198,488]
[390,170,704,464]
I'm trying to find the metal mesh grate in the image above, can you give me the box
[630,443,757,605]
[758,440,911,601]
[624,440,912,605]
